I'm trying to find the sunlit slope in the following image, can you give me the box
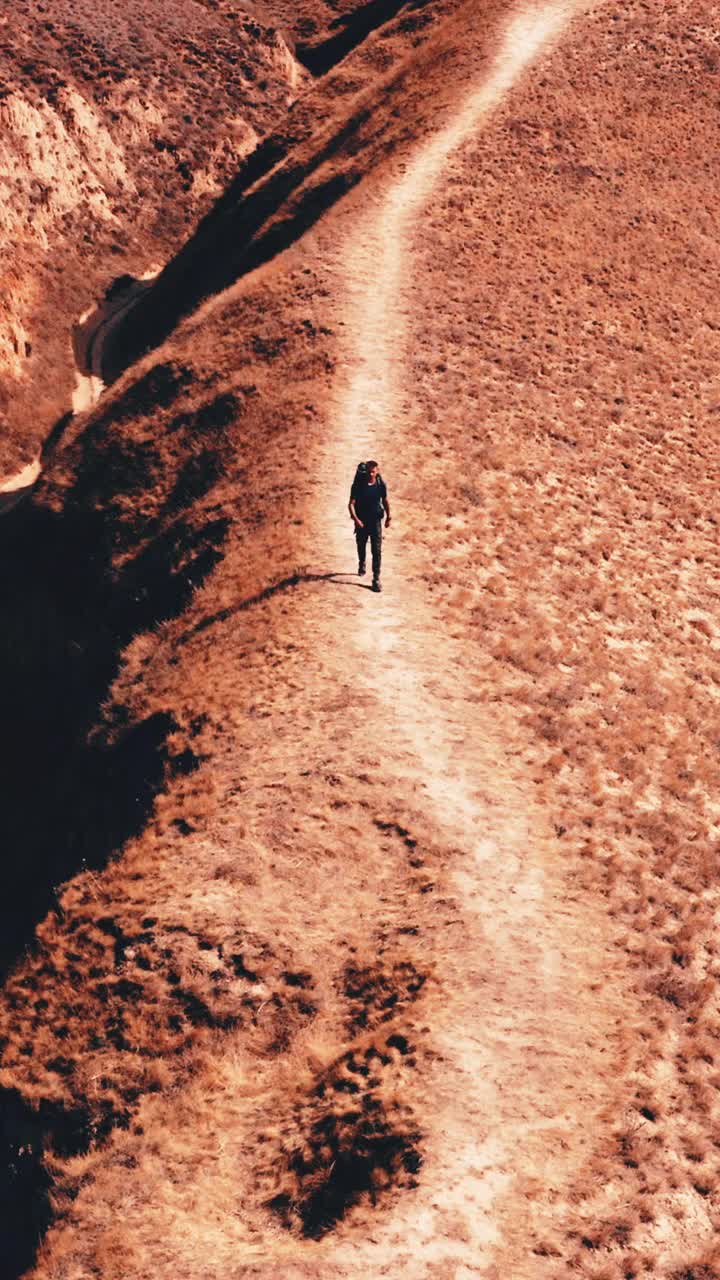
[389,3,720,1274]
[0,0,302,469]
[3,1,720,1278]
[100,0,490,380]
[1,5,520,1277]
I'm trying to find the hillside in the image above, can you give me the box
[3,0,720,1278]
[0,0,303,471]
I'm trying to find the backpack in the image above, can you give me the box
[353,462,383,485]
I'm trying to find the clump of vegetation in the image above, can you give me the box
[265,1034,422,1237]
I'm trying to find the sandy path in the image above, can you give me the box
[307,1,622,1270]
[10,4,632,1274]
[338,0,576,446]
[72,273,158,413]
[0,455,41,515]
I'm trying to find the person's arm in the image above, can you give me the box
[383,483,391,527]
[348,492,363,527]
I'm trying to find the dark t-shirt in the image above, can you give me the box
[351,475,387,524]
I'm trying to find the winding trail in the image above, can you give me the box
[307,1,620,1270]
[72,272,158,412]
[337,0,574,447]
[12,4,624,1273]
[0,456,41,515]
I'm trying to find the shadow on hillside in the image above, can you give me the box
[0,363,232,1278]
[103,146,361,380]
[297,0,418,76]
[0,394,229,1274]
[0,373,230,982]
[178,570,372,643]
[1,1087,93,1280]
[98,0,447,383]
[0,503,225,981]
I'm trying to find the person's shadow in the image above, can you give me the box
[327,572,376,592]
[180,569,375,643]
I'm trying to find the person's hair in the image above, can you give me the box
[366,459,379,471]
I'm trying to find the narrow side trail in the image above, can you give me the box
[0,456,41,514]
[305,1,625,1271]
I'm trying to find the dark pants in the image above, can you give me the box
[356,520,382,580]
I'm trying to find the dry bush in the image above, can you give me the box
[262,1031,422,1238]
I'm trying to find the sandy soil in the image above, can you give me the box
[0,456,41,515]
[71,270,161,413]
[0,457,41,494]
[6,0,720,1276]
[301,5,628,1270]
[14,4,633,1276]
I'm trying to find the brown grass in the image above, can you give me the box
[387,0,720,1272]
[4,0,720,1276]
[0,0,304,470]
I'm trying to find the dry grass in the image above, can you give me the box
[0,247,444,1269]
[0,0,304,470]
[0,0,460,471]
[383,1,720,1272]
[3,0,720,1276]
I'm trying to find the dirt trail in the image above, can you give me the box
[72,270,159,412]
[16,4,631,1273]
[337,0,574,449]
[305,1,624,1270]
[0,455,41,515]
[0,456,41,493]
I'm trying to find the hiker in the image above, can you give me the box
[348,460,391,593]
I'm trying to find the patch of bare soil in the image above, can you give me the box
[3,1,720,1278]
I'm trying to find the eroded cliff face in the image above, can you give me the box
[0,0,304,470]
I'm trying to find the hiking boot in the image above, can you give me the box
[371,578,382,593]
[358,562,366,576]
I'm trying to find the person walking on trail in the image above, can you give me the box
[348,459,391,593]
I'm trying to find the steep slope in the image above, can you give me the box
[94,0,461,383]
[1,0,457,473]
[3,0,720,1278]
[0,0,303,471]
